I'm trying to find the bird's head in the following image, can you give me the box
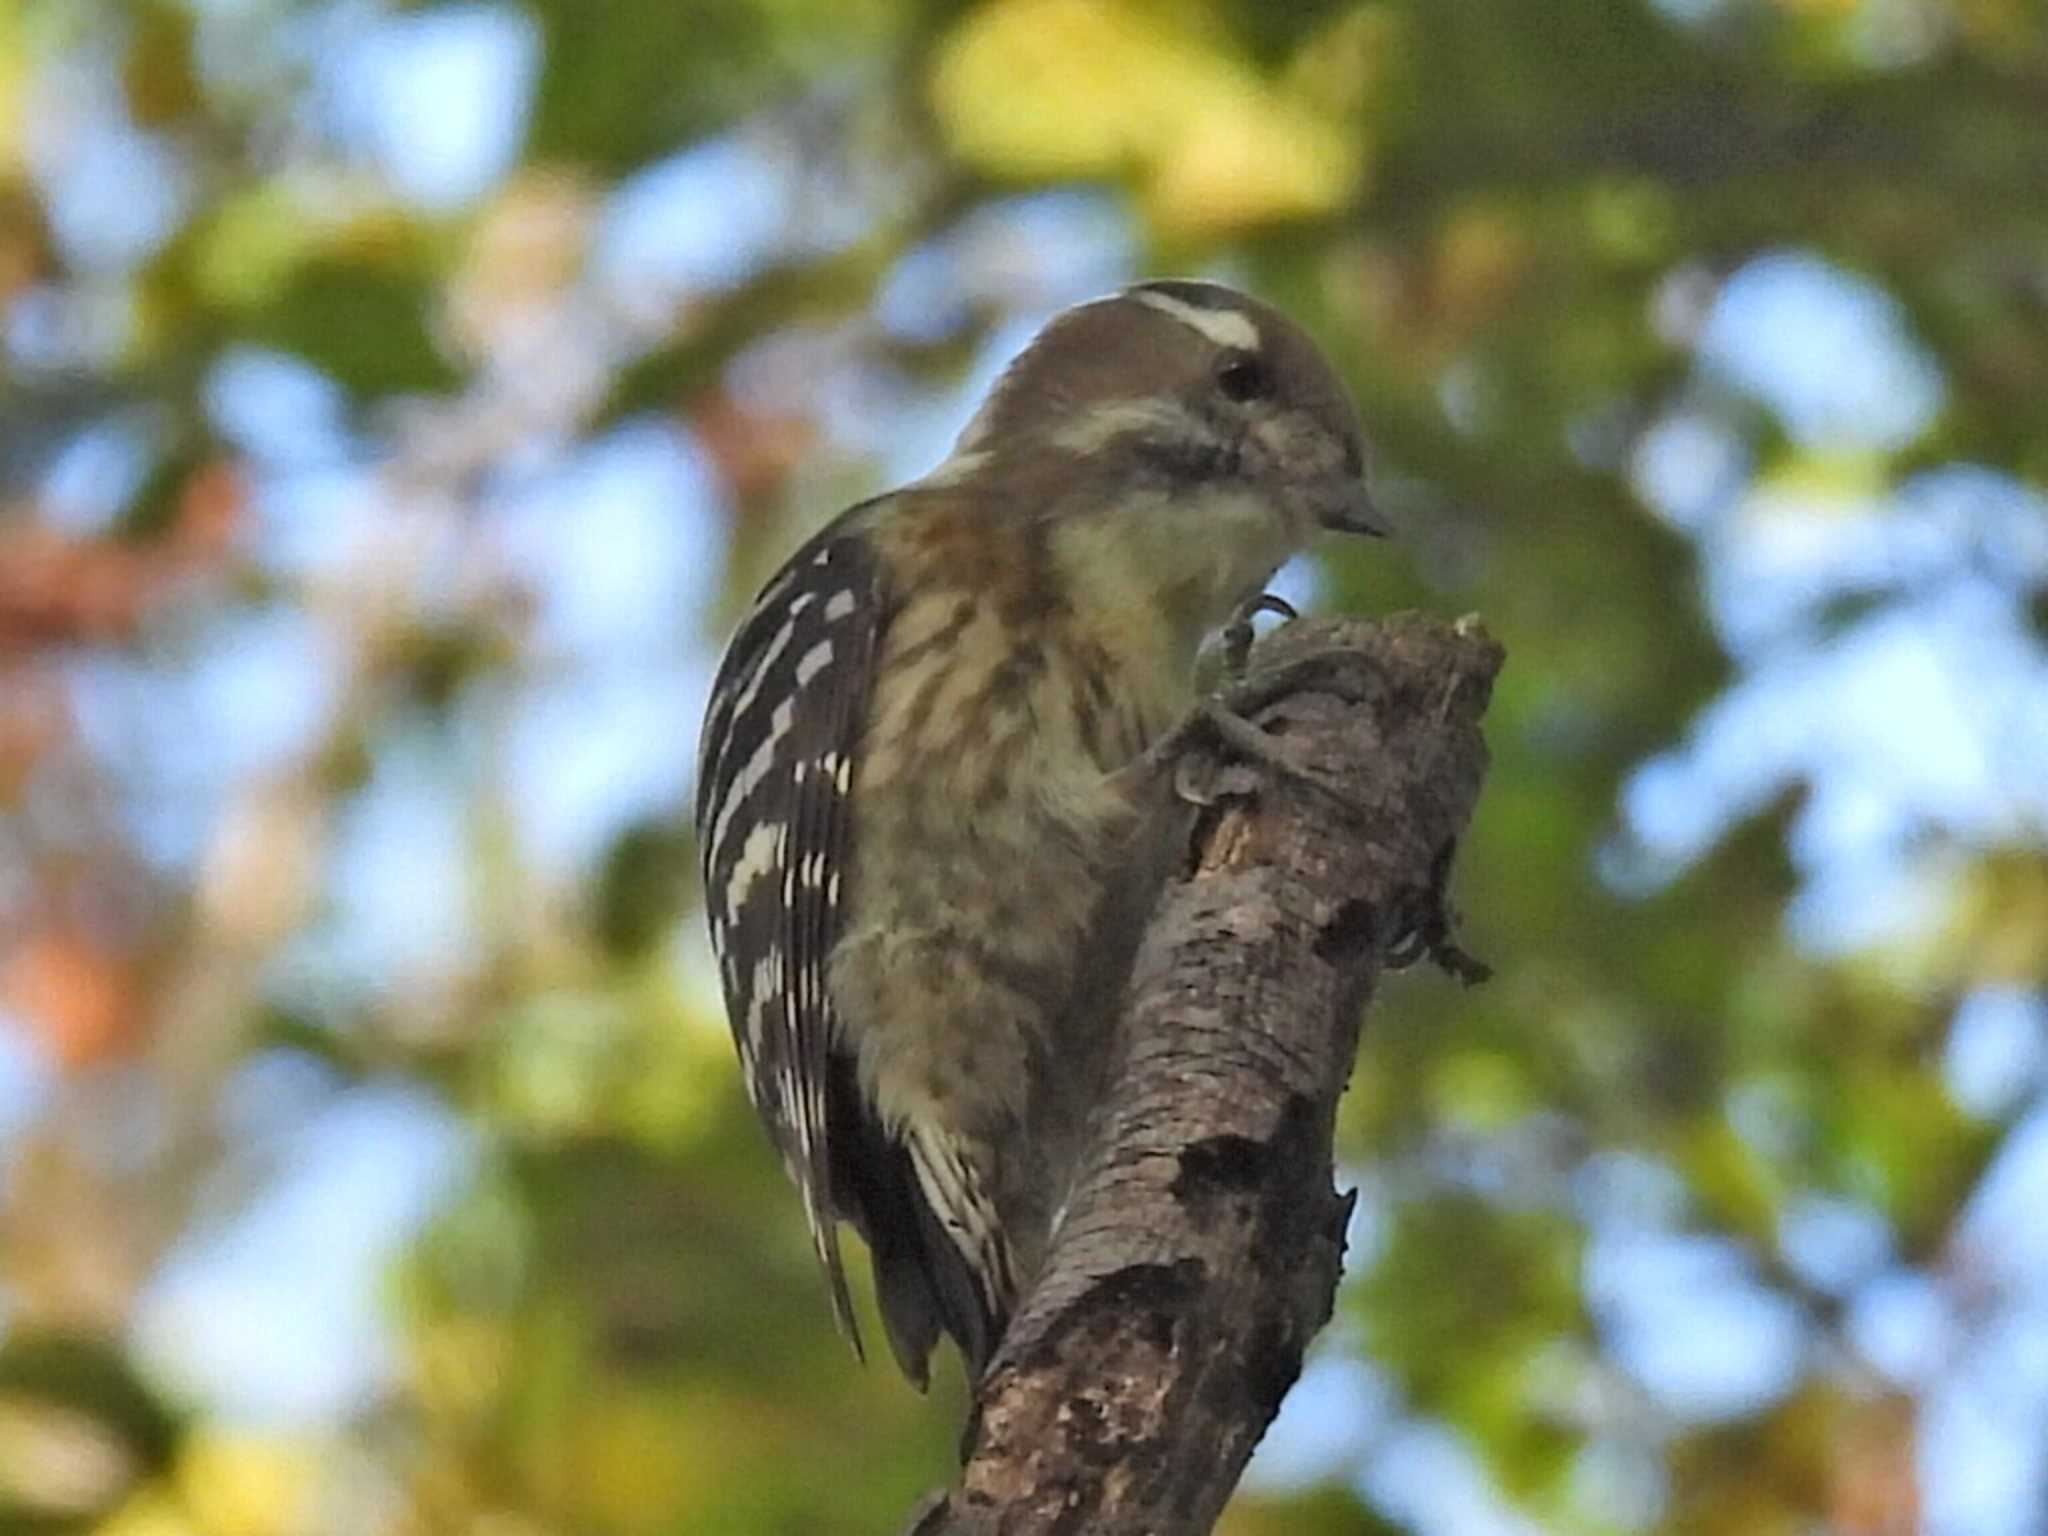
[923,280,1387,642]
[941,279,1385,536]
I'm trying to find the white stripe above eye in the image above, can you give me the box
[1131,289,1262,353]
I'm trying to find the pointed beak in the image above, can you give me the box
[1313,475,1393,538]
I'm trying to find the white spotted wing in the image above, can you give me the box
[695,507,891,1348]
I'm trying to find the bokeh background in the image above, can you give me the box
[2,0,2046,1532]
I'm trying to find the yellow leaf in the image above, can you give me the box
[97,1489,202,1536]
[559,1389,699,1532]
[929,0,1368,238]
[1144,92,1359,238]
[930,0,1203,177]
[174,1431,320,1536]
[0,6,23,176]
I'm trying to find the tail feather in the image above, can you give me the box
[826,1054,1002,1386]
[806,1196,864,1363]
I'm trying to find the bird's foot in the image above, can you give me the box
[1119,608,1383,810]
[1123,692,1357,811]
[1384,840,1492,985]
[1220,591,1298,681]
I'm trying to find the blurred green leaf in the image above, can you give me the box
[242,262,460,399]
[592,820,695,961]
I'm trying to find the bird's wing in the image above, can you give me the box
[696,512,890,1353]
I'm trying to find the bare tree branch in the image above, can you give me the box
[909,612,1503,1536]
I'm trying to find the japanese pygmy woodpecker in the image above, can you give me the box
[695,279,1386,1386]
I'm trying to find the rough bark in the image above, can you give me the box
[908,611,1503,1536]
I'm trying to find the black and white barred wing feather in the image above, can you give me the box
[695,519,885,1350]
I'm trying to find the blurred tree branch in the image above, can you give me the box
[909,615,1502,1536]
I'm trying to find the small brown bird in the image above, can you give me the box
[695,280,1386,1386]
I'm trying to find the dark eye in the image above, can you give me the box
[1215,354,1270,403]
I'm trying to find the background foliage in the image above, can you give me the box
[2,0,2046,1532]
